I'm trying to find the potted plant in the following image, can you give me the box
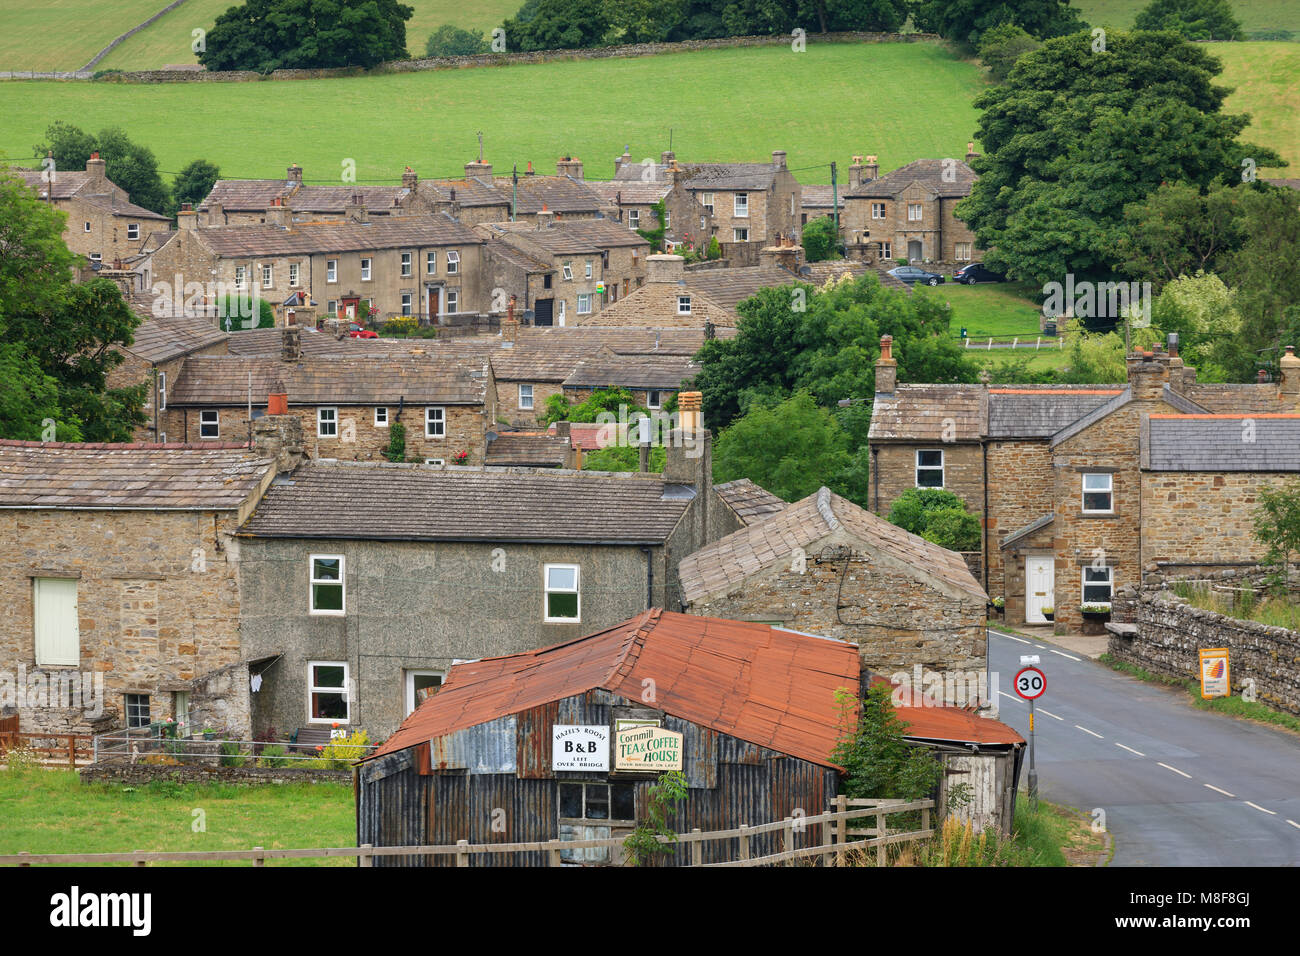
[1042,606,1054,622]
[1080,603,1111,620]
[990,596,1005,618]
[203,727,216,741]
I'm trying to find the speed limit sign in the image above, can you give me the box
[1015,666,1047,700]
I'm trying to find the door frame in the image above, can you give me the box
[1025,555,1055,624]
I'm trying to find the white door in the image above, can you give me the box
[1026,557,1054,624]
[34,577,80,666]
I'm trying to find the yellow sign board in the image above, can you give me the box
[1198,648,1230,699]
[615,724,683,771]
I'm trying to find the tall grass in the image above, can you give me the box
[1171,580,1300,630]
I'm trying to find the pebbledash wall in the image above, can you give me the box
[1109,576,1300,718]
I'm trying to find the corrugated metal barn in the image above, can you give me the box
[356,609,860,866]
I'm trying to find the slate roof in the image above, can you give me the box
[683,265,801,311]
[169,355,489,405]
[581,281,740,328]
[15,168,93,200]
[845,159,976,200]
[122,311,228,364]
[367,608,862,768]
[237,461,693,542]
[484,431,569,467]
[713,478,787,525]
[1049,387,1133,447]
[0,442,272,510]
[422,178,511,208]
[224,326,416,357]
[77,192,170,221]
[680,162,780,191]
[1143,414,1300,472]
[515,326,726,354]
[679,486,987,605]
[485,237,554,274]
[987,387,1125,439]
[192,215,481,257]
[562,352,697,390]
[869,384,986,442]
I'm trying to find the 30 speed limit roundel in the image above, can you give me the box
[1014,666,1047,700]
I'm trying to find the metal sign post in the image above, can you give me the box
[1016,657,1047,811]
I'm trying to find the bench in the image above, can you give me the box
[290,726,334,754]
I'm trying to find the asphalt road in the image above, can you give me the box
[987,628,1300,866]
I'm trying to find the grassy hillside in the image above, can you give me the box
[0,0,173,72]
[0,43,986,184]
[1075,0,1299,36]
[1216,42,1300,176]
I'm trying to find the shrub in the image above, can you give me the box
[318,729,370,770]
[888,488,982,552]
[383,421,406,463]
[383,316,418,336]
[257,744,291,768]
[832,684,943,803]
[801,215,840,262]
[977,22,1041,82]
[623,770,688,866]
[218,741,247,768]
[425,24,488,57]
[2,744,42,774]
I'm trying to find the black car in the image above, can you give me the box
[887,266,945,286]
[954,262,1006,284]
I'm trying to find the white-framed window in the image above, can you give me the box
[446,250,460,275]
[733,193,748,218]
[916,449,944,488]
[199,410,219,439]
[879,241,892,260]
[309,556,345,615]
[426,406,445,438]
[401,292,412,316]
[446,289,458,313]
[318,406,338,438]
[360,257,372,281]
[405,670,444,716]
[1082,566,1114,607]
[261,264,273,288]
[663,209,670,230]
[1082,473,1114,513]
[544,563,580,623]
[127,223,140,240]
[577,293,592,314]
[375,406,388,427]
[562,261,573,281]
[125,694,151,729]
[327,259,338,283]
[289,262,300,286]
[33,577,79,667]
[308,661,349,722]
[159,432,167,443]
[519,384,534,410]
[647,390,662,410]
[84,221,92,232]
[426,250,437,274]
[955,243,972,262]
[733,227,749,242]
[400,252,412,277]
[871,202,886,220]
[908,203,923,221]
[234,265,247,290]
[584,259,593,279]
[90,253,101,264]
[677,295,692,315]
[327,299,337,315]
[628,209,640,230]
[157,371,167,411]
[700,192,714,214]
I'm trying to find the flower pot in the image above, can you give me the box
[1043,613,1054,622]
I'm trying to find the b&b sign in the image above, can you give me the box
[552,724,609,771]
[615,725,683,771]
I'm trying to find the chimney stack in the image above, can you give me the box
[178,202,197,231]
[646,254,685,284]
[849,155,865,190]
[402,166,417,189]
[1279,345,1300,408]
[759,237,803,274]
[253,391,304,474]
[965,142,979,164]
[536,207,555,230]
[1125,349,1170,402]
[281,325,301,363]
[465,159,492,180]
[660,150,676,167]
[504,294,518,345]
[875,335,897,395]
[265,196,289,229]
[86,151,107,189]
[663,393,713,541]
[556,156,584,180]
[864,155,879,181]
[287,164,303,185]
[205,201,225,226]
[772,149,787,170]
[615,147,632,173]
[345,194,368,223]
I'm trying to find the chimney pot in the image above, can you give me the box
[875,335,897,394]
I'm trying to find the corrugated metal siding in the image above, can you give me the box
[358,758,431,867]
[431,716,517,774]
[516,700,559,779]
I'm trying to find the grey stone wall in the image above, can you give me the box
[79,763,350,787]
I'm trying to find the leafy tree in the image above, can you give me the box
[1133,0,1244,40]
[622,770,688,866]
[801,215,839,262]
[1115,181,1245,289]
[199,0,414,72]
[910,0,1087,48]
[501,0,611,52]
[712,391,854,503]
[583,444,667,471]
[1222,186,1300,378]
[636,199,667,251]
[0,344,81,441]
[959,31,1281,286]
[887,488,981,551]
[0,169,80,316]
[542,387,647,425]
[216,294,275,331]
[37,122,171,216]
[1149,271,1243,381]
[607,0,687,42]
[831,683,943,801]
[425,24,489,56]
[796,0,910,32]
[976,21,1041,81]
[1055,319,1160,383]
[1253,479,1300,594]
[169,159,221,216]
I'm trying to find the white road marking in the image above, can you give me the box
[1157,762,1192,779]
[1286,820,1300,830]
[998,691,1022,703]
[1038,708,1063,720]
[1075,725,1104,739]
[1245,802,1277,815]
[1204,784,1235,797]
[997,633,1032,644]
[1035,644,1047,649]
[1115,743,1145,757]
[1049,649,1082,661]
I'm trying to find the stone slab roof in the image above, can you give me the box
[484,431,568,467]
[122,311,229,364]
[869,384,986,442]
[491,175,603,214]
[582,282,739,328]
[713,478,787,525]
[680,162,780,191]
[0,442,272,510]
[586,180,671,204]
[288,185,411,213]
[1143,414,1300,472]
[423,177,511,208]
[1049,387,1132,447]
[485,237,554,274]
[15,168,93,201]
[800,185,843,209]
[562,352,697,390]
[1000,513,1054,551]
[683,265,800,311]
[169,355,489,406]
[192,214,481,257]
[482,218,649,254]
[1182,383,1288,414]
[78,192,170,221]
[224,327,416,357]
[237,461,692,542]
[200,179,295,211]
[845,159,976,200]
[987,387,1125,439]
[679,486,987,605]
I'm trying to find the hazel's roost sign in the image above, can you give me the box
[615,724,683,771]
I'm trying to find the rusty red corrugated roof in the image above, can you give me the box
[869,675,1024,746]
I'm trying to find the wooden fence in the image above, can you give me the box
[0,722,93,767]
[0,798,934,868]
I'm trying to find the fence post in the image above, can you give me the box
[782,817,793,858]
[133,850,146,867]
[739,824,750,863]
[252,846,265,867]
[690,828,702,867]
[456,839,469,867]
[18,852,30,867]
[67,735,76,768]
[546,839,562,867]
[834,794,846,847]
[358,843,373,868]
[822,809,834,867]
[922,802,931,836]
[875,813,886,866]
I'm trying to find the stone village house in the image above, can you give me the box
[869,335,1300,632]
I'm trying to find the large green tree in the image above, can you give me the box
[1115,181,1245,289]
[501,0,611,51]
[976,21,1041,82]
[425,24,489,56]
[910,0,1087,47]
[959,30,1282,286]
[1222,186,1300,378]
[36,121,171,216]
[169,159,221,216]
[199,0,414,72]
[1133,0,1244,41]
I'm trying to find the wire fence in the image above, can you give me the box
[92,726,378,767]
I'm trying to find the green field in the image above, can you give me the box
[925,281,1045,338]
[1075,0,1299,35]
[0,768,355,865]
[0,43,987,184]
[1216,42,1300,176]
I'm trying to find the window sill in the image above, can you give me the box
[1078,511,1117,518]
[544,618,581,625]
[309,610,346,617]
